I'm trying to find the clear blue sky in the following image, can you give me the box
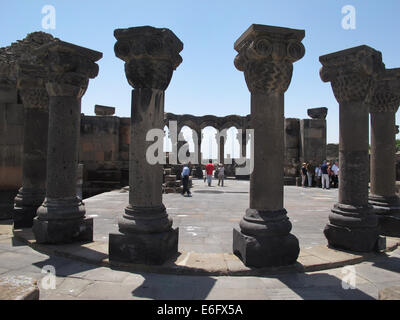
[1,0,400,145]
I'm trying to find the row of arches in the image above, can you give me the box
[163,125,252,160]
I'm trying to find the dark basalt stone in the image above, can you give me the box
[307,107,328,119]
[109,228,179,265]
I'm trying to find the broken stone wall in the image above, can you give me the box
[0,88,23,218]
[300,118,327,165]
[79,114,127,198]
[284,118,300,185]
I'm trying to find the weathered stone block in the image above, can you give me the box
[0,166,22,188]
[5,104,24,125]
[94,105,115,116]
[0,89,18,104]
[323,223,381,252]
[109,228,179,265]
[377,214,400,237]
[300,119,326,164]
[165,175,177,182]
[0,126,23,146]
[307,107,328,119]
[33,217,93,244]
[0,189,18,220]
[233,228,299,268]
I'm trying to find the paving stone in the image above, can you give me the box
[0,275,39,300]
[379,285,400,300]
[204,287,269,300]
[47,277,92,297]
[72,266,130,283]
[353,263,400,283]
[77,281,148,300]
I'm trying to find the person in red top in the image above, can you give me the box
[205,159,215,187]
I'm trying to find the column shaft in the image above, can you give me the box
[46,96,81,200]
[338,101,369,206]
[250,92,283,211]
[219,136,225,164]
[129,88,164,209]
[241,132,247,159]
[370,112,396,198]
[13,106,48,228]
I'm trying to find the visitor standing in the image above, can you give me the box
[301,163,307,188]
[217,163,225,186]
[181,162,191,196]
[306,161,315,187]
[205,160,215,187]
[331,161,339,188]
[315,165,322,188]
[321,160,330,190]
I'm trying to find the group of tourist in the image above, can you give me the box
[204,160,225,187]
[180,160,226,197]
[301,160,339,189]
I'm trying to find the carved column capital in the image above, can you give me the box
[16,63,49,109]
[215,131,227,143]
[234,24,305,94]
[114,26,183,90]
[367,68,400,113]
[236,130,250,143]
[319,45,384,104]
[34,40,102,98]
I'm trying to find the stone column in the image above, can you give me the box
[319,45,384,252]
[109,26,183,265]
[192,128,203,178]
[215,132,226,164]
[193,129,202,165]
[236,130,250,160]
[13,64,49,228]
[367,68,400,237]
[32,41,102,243]
[232,24,305,267]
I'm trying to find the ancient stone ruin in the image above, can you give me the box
[0,24,399,269]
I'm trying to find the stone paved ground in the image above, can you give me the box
[1,179,399,300]
[0,232,399,300]
[86,179,336,253]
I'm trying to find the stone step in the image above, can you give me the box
[165,175,177,182]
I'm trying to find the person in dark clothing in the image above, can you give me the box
[181,162,192,196]
[321,160,330,189]
[301,163,307,187]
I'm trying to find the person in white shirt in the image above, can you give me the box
[331,161,339,188]
[217,163,225,187]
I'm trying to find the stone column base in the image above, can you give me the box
[0,190,18,220]
[13,189,45,228]
[369,195,400,237]
[232,228,299,268]
[109,228,179,265]
[377,215,400,237]
[324,203,381,252]
[324,223,383,252]
[13,206,39,229]
[32,217,93,244]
